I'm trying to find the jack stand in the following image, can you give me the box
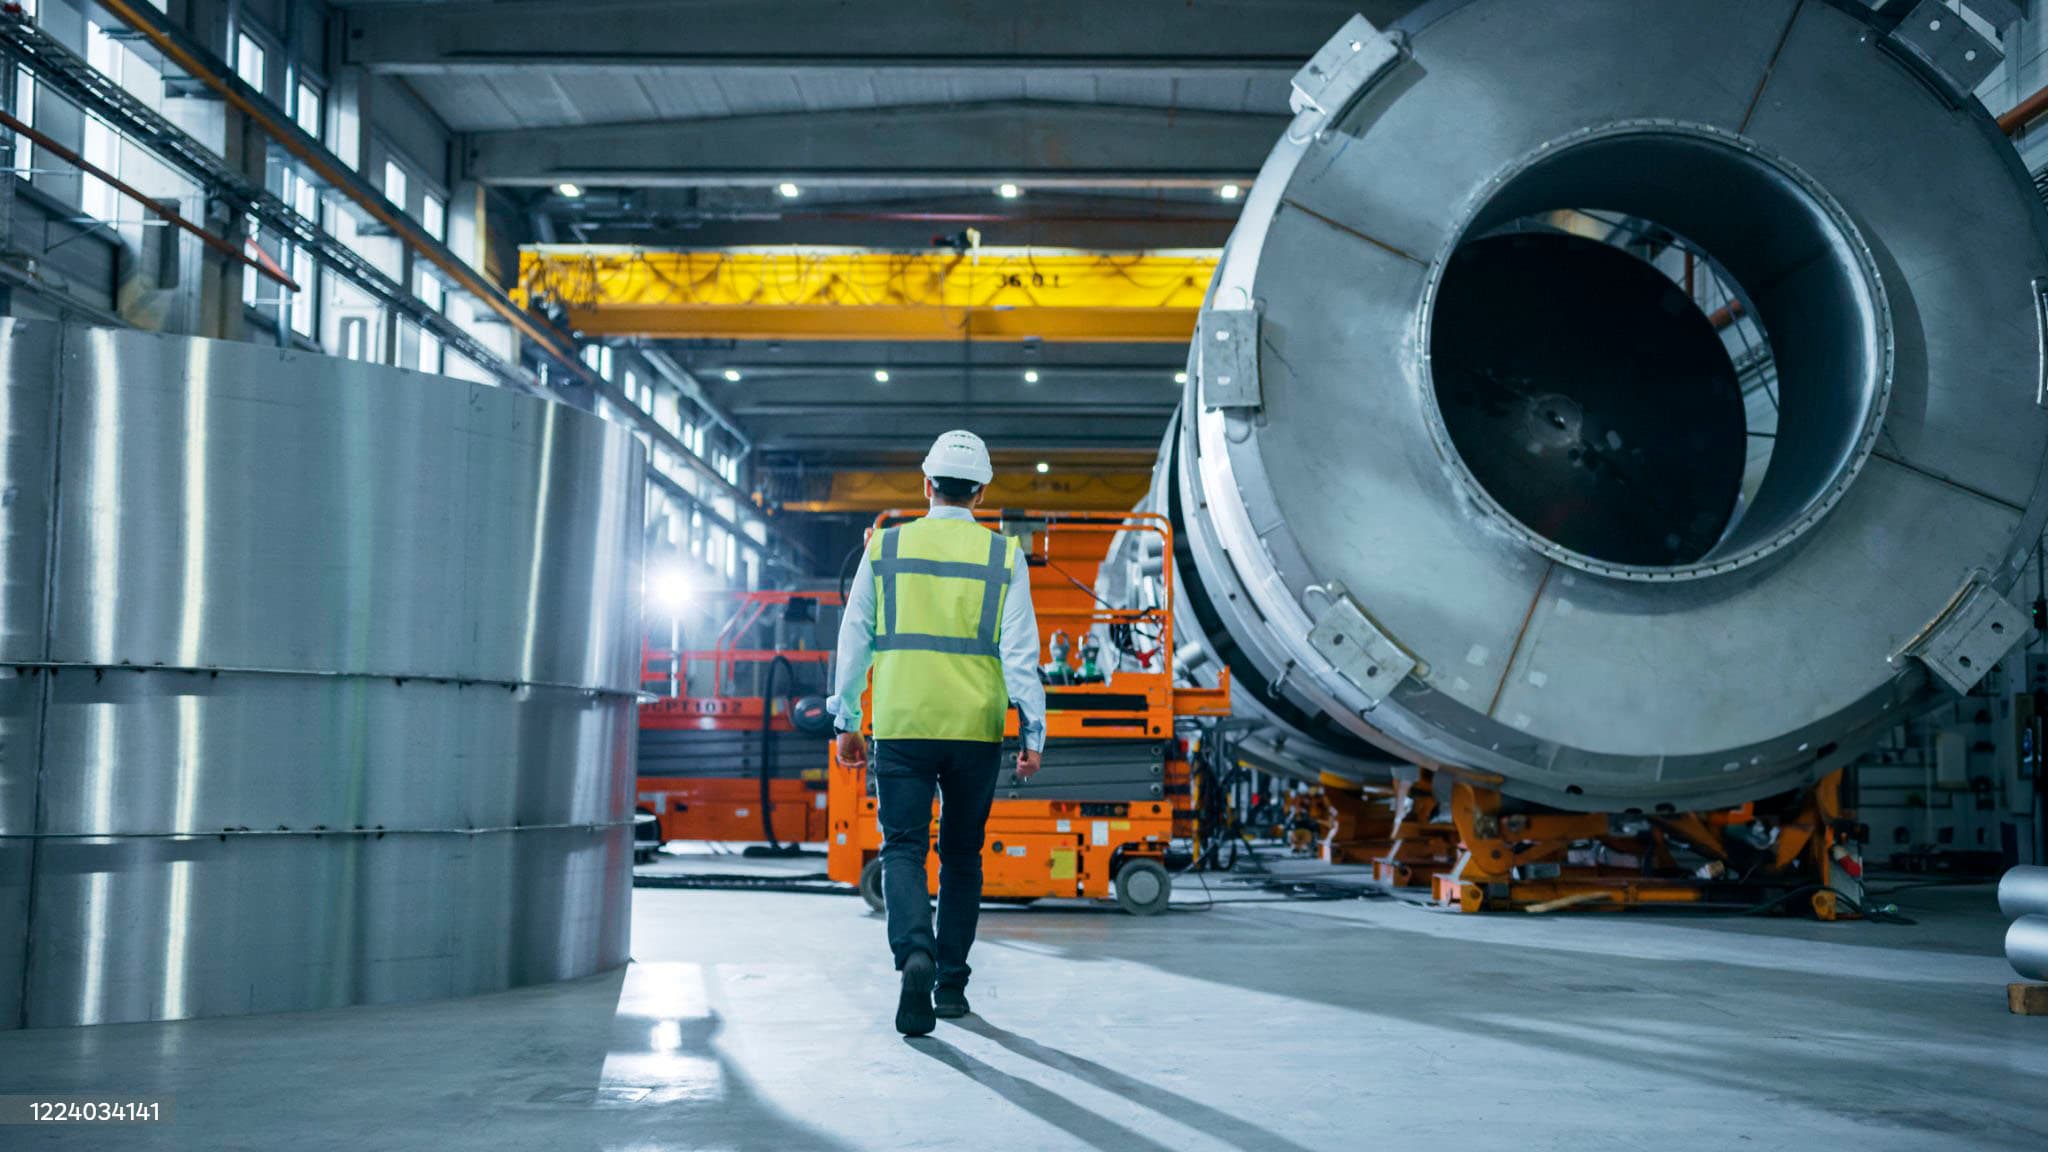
[1419,769,1864,918]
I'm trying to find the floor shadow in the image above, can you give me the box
[954,1016,1318,1152]
[910,1036,1180,1152]
[971,898,2048,1151]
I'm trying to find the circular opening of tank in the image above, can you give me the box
[1422,125,1890,580]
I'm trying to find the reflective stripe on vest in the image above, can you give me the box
[873,527,1009,659]
[867,518,1017,742]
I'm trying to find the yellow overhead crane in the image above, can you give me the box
[774,468,1156,513]
[515,246,1218,343]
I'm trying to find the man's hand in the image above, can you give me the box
[835,731,868,767]
[1014,749,1042,780]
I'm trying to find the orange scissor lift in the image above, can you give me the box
[638,590,845,848]
[826,509,1230,915]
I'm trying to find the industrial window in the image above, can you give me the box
[422,193,446,241]
[10,66,33,181]
[234,32,267,97]
[382,160,407,214]
[418,325,443,375]
[292,80,322,143]
[581,344,613,381]
[7,0,31,178]
[415,267,445,373]
[288,172,319,337]
[339,315,368,361]
[81,24,123,222]
[334,97,360,170]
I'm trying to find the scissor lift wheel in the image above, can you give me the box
[1114,858,1172,916]
[858,857,886,913]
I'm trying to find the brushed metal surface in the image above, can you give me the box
[46,330,643,691]
[0,319,57,664]
[1161,0,2048,809]
[2010,915,2048,983]
[20,827,632,1028]
[1,323,643,1030]
[32,671,635,836]
[2000,867,2048,920]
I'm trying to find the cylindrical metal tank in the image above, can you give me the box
[0,322,644,1029]
[1164,0,2048,811]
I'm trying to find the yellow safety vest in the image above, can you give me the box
[868,516,1021,742]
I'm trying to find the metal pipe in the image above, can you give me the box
[1998,83,2048,137]
[1999,866,2048,919]
[96,0,582,374]
[0,108,296,290]
[2008,915,2048,981]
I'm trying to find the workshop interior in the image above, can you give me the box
[2,1,2048,1149]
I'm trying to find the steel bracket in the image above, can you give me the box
[1896,570,2030,694]
[1883,0,2002,103]
[1307,586,1419,707]
[2032,277,2048,409]
[1289,14,1403,124]
[1198,307,1261,410]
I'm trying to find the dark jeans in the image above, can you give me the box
[872,738,1002,990]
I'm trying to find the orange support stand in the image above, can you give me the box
[1399,769,1865,919]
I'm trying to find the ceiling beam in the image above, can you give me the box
[344,0,1411,71]
[463,102,1284,188]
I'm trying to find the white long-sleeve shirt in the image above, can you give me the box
[828,505,1047,752]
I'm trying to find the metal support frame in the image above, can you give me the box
[1312,767,1868,918]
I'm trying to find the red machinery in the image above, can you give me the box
[637,589,844,849]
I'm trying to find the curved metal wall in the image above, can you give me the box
[1164,0,2048,812]
[0,322,644,1029]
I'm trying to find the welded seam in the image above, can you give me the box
[1486,561,1555,719]
[1869,450,2029,514]
[1281,199,1429,267]
[3,820,637,842]
[1739,0,1806,135]
[18,325,67,1029]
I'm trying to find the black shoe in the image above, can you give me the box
[896,952,937,1036]
[933,985,970,1019]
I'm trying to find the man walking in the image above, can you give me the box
[829,430,1047,1037]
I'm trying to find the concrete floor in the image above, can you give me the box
[3,873,2044,1151]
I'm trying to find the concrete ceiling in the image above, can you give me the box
[329,0,1397,465]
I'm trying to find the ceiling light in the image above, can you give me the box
[1218,183,1242,201]
[722,369,742,382]
[777,182,801,199]
[1174,371,1189,384]
[874,369,890,383]
[997,182,1021,199]
[1023,370,1039,384]
[555,182,583,199]
[1035,461,1050,474]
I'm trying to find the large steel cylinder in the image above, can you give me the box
[0,322,644,1029]
[1165,0,2048,811]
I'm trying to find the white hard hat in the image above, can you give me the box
[922,429,994,485]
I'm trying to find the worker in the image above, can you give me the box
[828,429,1046,1037]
